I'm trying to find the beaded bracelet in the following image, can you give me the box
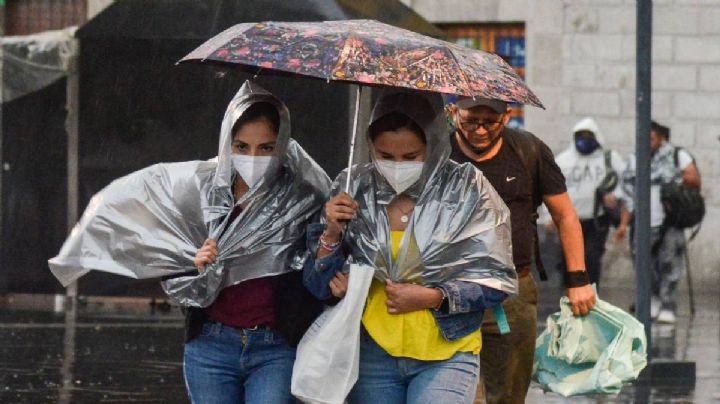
[319,232,341,252]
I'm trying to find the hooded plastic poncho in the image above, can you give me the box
[48,81,331,307]
[554,117,626,220]
[335,90,517,294]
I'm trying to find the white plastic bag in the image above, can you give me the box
[533,295,647,396]
[291,263,375,404]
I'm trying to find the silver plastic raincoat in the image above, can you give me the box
[48,81,331,307]
[336,91,517,294]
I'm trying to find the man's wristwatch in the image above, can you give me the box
[564,270,590,288]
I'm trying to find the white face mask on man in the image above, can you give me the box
[230,155,273,188]
[374,160,424,194]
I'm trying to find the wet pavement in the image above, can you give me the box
[0,297,188,403]
[0,277,718,403]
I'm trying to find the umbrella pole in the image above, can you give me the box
[345,85,362,193]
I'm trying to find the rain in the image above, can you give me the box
[2,1,719,403]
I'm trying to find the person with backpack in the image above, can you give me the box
[546,118,631,291]
[622,121,702,324]
[446,97,596,404]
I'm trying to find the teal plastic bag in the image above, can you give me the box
[532,295,647,396]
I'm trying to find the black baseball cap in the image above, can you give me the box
[455,96,508,114]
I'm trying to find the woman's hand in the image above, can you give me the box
[194,239,217,273]
[384,280,443,315]
[329,271,349,298]
[324,192,359,241]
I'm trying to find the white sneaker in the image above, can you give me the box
[650,297,661,319]
[656,309,676,324]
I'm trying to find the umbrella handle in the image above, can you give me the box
[345,86,362,193]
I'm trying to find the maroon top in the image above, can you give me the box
[203,203,277,329]
[205,277,277,329]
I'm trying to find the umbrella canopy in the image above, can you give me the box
[180,19,543,107]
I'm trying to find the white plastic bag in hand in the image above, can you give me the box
[291,263,375,404]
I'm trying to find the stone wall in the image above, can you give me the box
[402,0,720,284]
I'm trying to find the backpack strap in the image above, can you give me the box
[504,128,543,209]
[604,149,612,170]
[503,129,548,281]
[674,145,698,168]
[594,150,623,228]
[670,146,703,240]
[592,150,613,228]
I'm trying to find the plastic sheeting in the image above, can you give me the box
[49,81,331,306]
[1,27,77,102]
[533,295,648,396]
[332,90,517,294]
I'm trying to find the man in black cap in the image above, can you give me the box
[447,97,596,404]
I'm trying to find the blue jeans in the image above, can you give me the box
[348,329,480,404]
[651,226,686,311]
[183,322,296,404]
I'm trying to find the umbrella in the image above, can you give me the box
[179,19,544,189]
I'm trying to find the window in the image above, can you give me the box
[440,23,527,128]
[5,0,87,36]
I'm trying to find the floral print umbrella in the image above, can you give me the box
[180,19,543,108]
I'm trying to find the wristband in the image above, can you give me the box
[564,270,590,288]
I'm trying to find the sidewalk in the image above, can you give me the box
[0,271,718,403]
[0,295,187,403]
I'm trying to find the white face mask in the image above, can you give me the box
[230,155,273,188]
[375,160,424,194]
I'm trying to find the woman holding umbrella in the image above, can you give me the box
[303,90,517,403]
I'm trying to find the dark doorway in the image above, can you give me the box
[1,79,68,294]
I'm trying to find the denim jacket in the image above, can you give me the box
[302,224,508,341]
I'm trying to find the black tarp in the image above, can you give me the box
[59,0,441,297]
[74,0,444,39]
[1,80,68,294]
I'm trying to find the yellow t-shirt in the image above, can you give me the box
[361,230,482,360]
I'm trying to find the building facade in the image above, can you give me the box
[403,0,720,282]
[0,0,115,294]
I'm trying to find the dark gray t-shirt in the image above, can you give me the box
[450,130,567,268]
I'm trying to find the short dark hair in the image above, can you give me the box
[650,120,670,140]
[232,102,280,135]
[368,112,426,144]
